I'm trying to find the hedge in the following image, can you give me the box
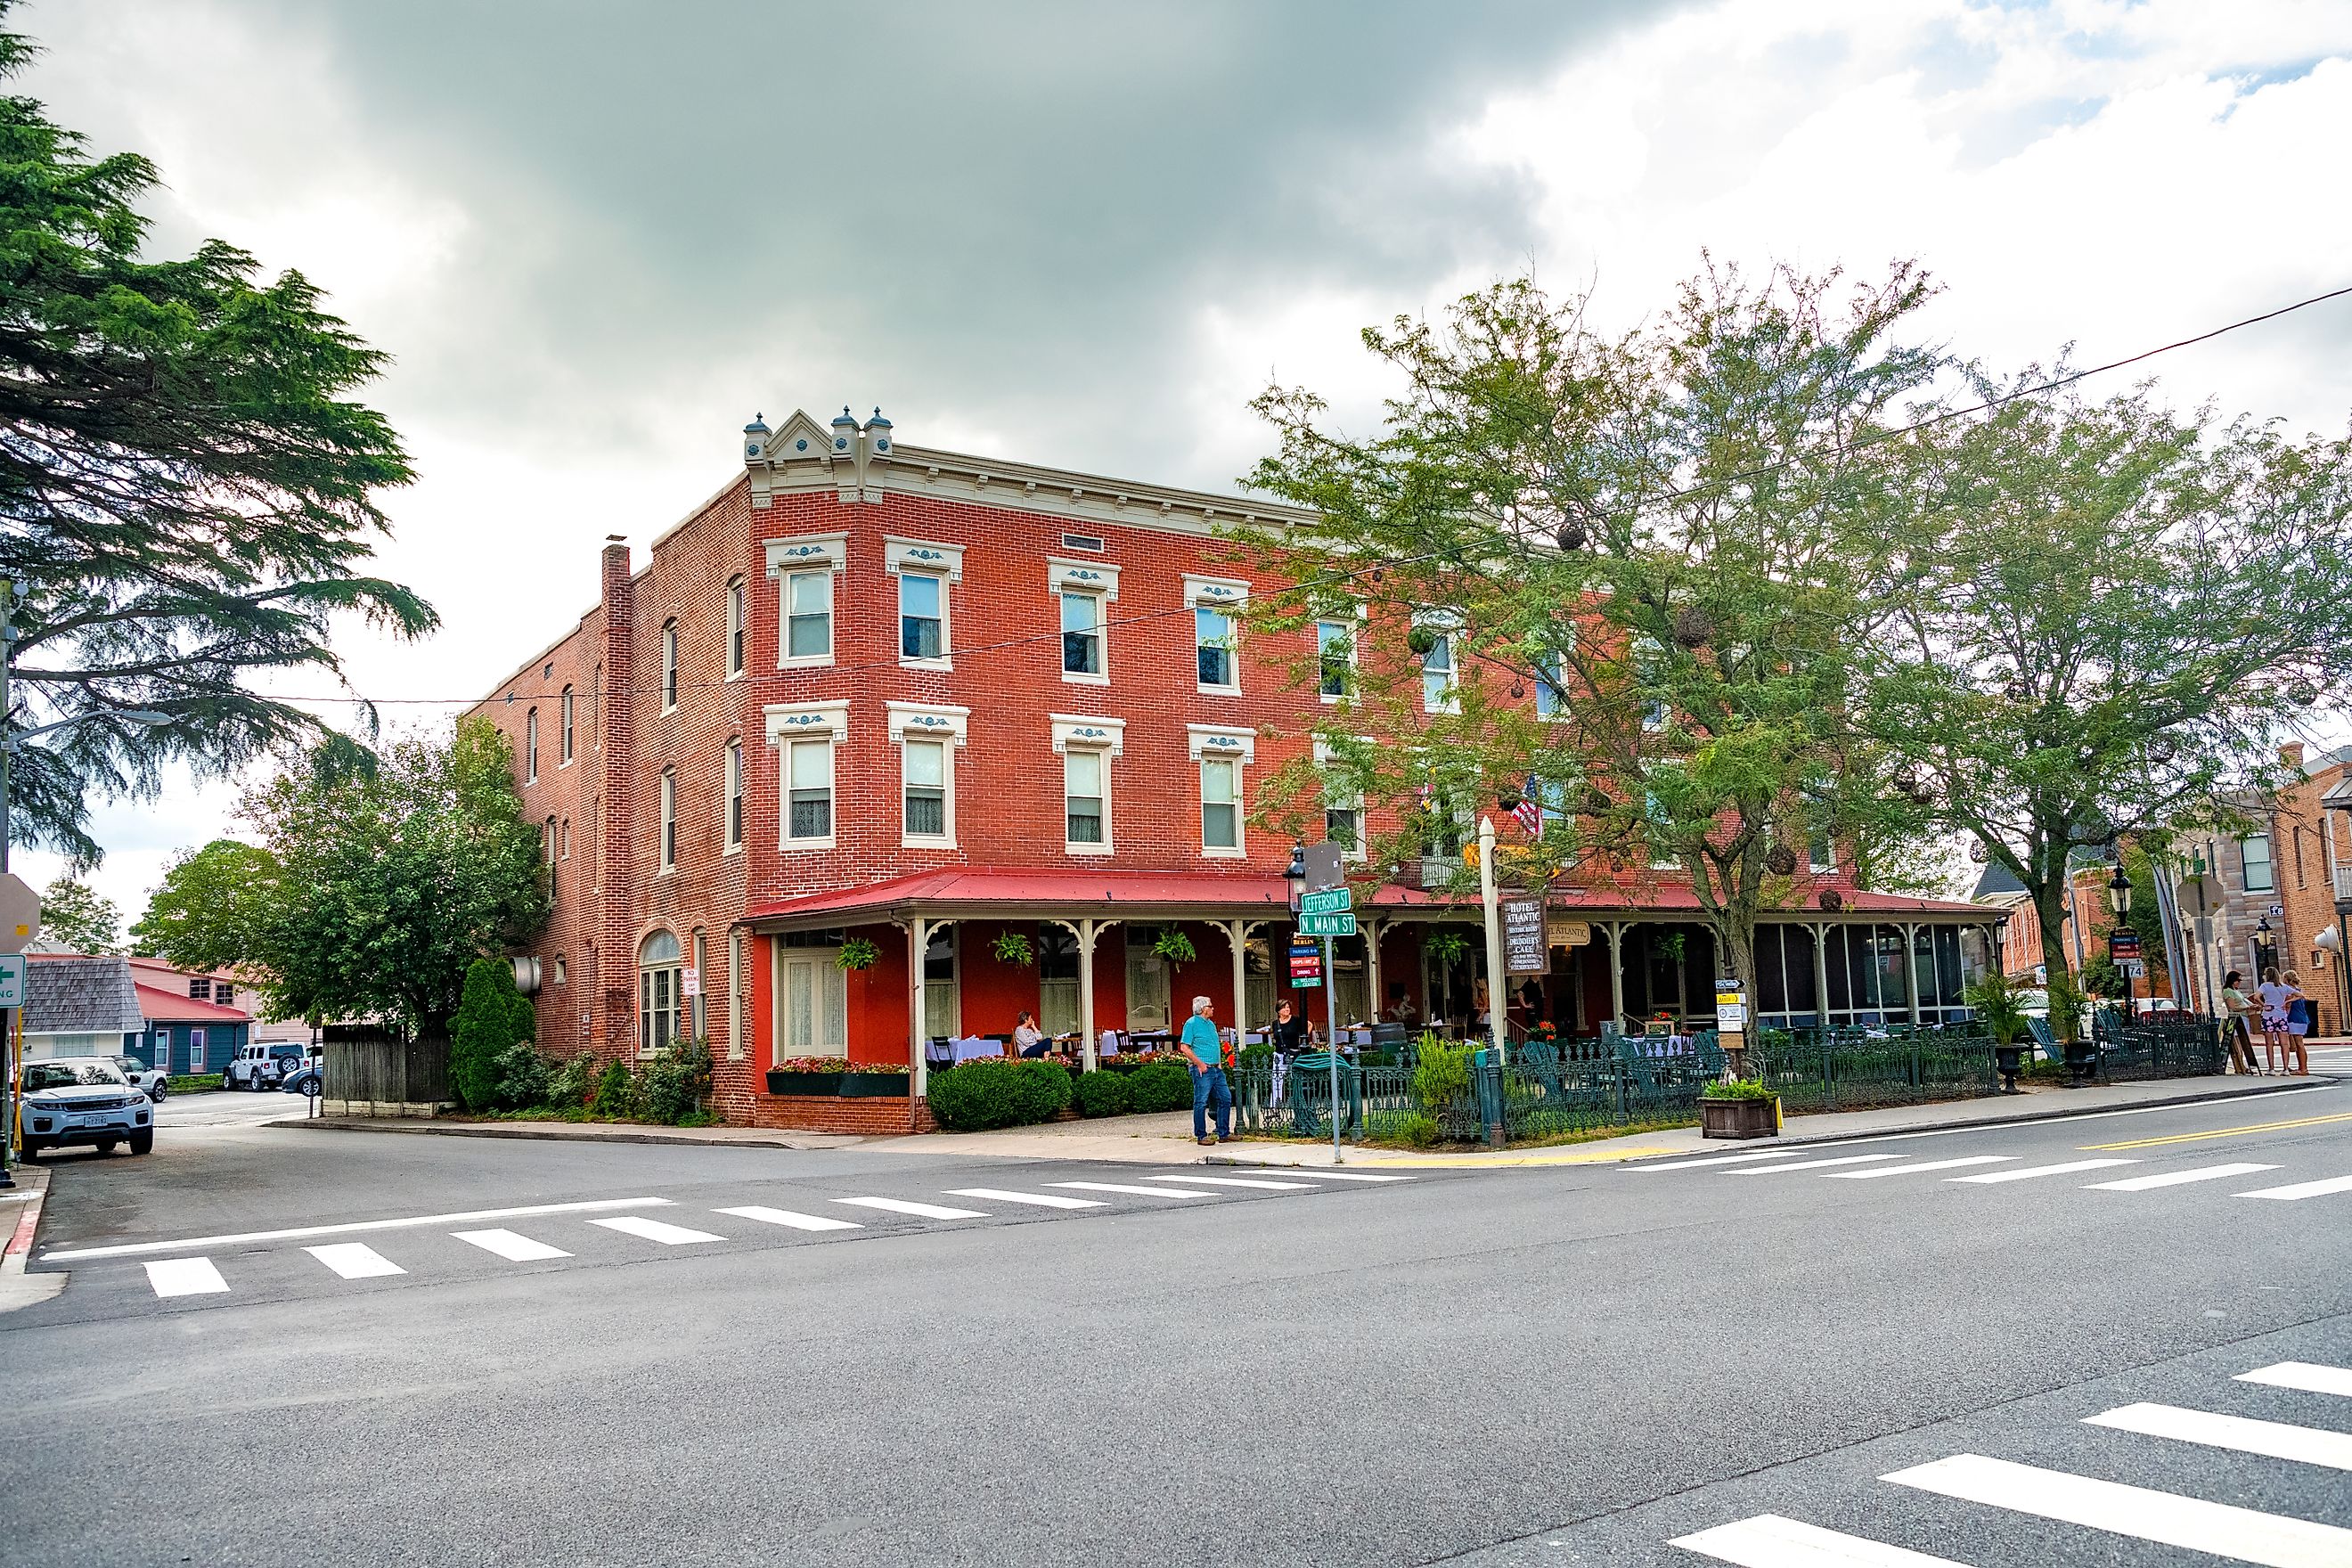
[1070,1070,1133,1118]
[1123,1061,1192,1114]
[926,1058,1074,1131]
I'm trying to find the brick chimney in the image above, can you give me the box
[598,536,637,1058]
[2281,740,2307,771]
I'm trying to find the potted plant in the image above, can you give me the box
[1151,927,1196,965]
[835,937,880,972]
[1699,1076,1780,1139]
[991,931,1035,967]
[2048,971,2097,1087]
[839,1061,911,1097]
[1964,970,2031,1093]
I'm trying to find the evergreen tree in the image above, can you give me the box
[451,956,536,1112]
[0,4,434,860]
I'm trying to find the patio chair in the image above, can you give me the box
[2025,1016,2058,1061]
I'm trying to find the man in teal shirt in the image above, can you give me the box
[1179,995,1231,1146]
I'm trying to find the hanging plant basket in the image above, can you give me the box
[1766,845,1798,877]
[1425,930,1469,966]
[991,931,1035,967]
[835,937,880,972]
[1151,927,1196,965]
[1657,933,1686,965]
[1818,889,1844,912]
[1407,626,1438,657]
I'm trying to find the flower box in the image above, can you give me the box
[1700,1095,1780,1139]
[765,1070,842,1097]
[839,1073,911,1098]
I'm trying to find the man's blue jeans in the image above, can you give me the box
[1191,1066,1232,1139]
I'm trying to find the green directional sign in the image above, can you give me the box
[1297,911,1357,937]
[1298,887,1352,915]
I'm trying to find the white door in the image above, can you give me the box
[1126,947,1169,1033]
[774,951,847,1063]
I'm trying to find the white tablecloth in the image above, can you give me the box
[950,1036,1003,1063]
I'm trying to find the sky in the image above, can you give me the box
[13,0,2352,927]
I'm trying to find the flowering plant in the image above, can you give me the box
[776,1057,849,1073]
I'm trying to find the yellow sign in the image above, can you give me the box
[1548,919,1592,949]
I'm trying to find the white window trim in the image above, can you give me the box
[657,769,677,873]
[1317,604,1366,706]
[1414,608,1463,715]
[524,709,539,785]
[764,534,847,671]
[725,576,747,682]
[1051,715,1124,856]
[1313,739,1368,862]
[886,537,963,672]
[766,702,850,853]
[1188,725,1254,859]
[1185,576,1249,696]
[887,702,970,850]
[559,687,576,768]
[660,622,680,715]
[1051,560,1115,687]
[723,737,745,857]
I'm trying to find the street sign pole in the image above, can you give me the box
[1324,931,1341,1166]
[1478,816,1506,1066]
[1299,843,1348,1167]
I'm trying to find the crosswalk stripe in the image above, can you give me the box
[1948,1158,2136,1184]
[1821,1156,2015,1180]
[1728,1154,1903,1176]
[1670,1512,1974,1566]
[715,1205,862,1232]
[1142,1174,1315,1190]
[143,1257,229,1297]
[43,1196,669,1263]
[833,1197,988,1220]
[2085,1162,2278,1191]
[305,1243,404,1279]
[452,1229,570,1262]
[1882,1452,2352,1567]
[2085,1401,2352,1471]
[2236,1173,2352,1202]
[589,1215,725,1245]
[2238,1362,2352,1399]
[945,1188,1106,1210]
[1048,1181,1215,1199]
[1633,1150,1814,1172]
[1277,1170,1415,1181]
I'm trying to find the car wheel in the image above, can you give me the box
[152,1082,167,1102]
[127,1130,153,1156]
[94,1140,120,1156]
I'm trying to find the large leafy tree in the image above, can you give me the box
[1869,381,2352,1013]
[135,718,548,1034]
[1237,264,1940,1009]
[0,5,434,860]
[36,872,117,951]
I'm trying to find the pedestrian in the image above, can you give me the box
[2257,966,2294,1074]
[1012,1010,1048,1058]
[1269,998,1310,1108]
[1179,995,1231,1147]
[2281,968,2312,1076]
[2220,970,2258,1074]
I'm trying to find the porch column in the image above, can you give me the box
[1365,919,1384,1024]
[1811,922,1833,1036]
[1605,920,1627,1029]
[909,915,928,1099]
[1902,921,1923,1028]
[1079,918,1099,1072]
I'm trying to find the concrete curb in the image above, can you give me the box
[282,1118,862,1152]
[0,1169,66,1313]
[1712,1075,2337,1152]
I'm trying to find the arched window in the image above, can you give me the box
[640,929,683,1055]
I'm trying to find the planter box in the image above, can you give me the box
[1701,1096,1780,1139]
[839,1073,911,1098]
[765,1070,842,1097]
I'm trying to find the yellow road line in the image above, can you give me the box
[2083,1110,2352,1151]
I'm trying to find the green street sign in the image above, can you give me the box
[1298,887,1353,915]
[0,951,21,1009]
[1297,911,1357,937]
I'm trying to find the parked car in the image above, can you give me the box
[2134,996,2180,1017]
[226,1042,283,1090]
[112,1055,168,1101]
[281,1062,322,1096]
[20,1057,154,1157]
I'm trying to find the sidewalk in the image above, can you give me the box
[0,1165,64,1313]
[1205,1071,2344,1170]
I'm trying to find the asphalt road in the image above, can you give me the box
[4,1083,2349,1567]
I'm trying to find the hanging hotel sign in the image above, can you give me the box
[1502,897,1548,975]
[1548,918,1591,949]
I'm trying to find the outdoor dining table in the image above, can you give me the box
[947,1036,1004,1064]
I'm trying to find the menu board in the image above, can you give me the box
[1502,898,1549,975]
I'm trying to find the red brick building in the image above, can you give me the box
[473,408,1994,1129]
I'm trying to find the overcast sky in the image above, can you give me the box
[17,0,2352,924]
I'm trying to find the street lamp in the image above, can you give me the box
[1283,843,1306,915]
[2107,862,2135,1020]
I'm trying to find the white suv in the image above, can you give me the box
[226,1042,284,1090]
[20,1058,154,1157]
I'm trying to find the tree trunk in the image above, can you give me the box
[2031,884,2078,1043]
[1710,910,1760,1079]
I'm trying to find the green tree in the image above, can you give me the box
[37,873,118,951]
[1869,381,2352,1031]
[0,4,434,861]
[1237,264,1941,1004]
[450,956,536,1111]
[127,838,281,968]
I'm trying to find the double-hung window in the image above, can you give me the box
[560,686,575,764]
[2241,834,2275,893]
[1196,606,1237,690]
[658,769,676,870]
[1635,635,1667,732]
[900,574,944,661]
[1062,591,1103,677]
[1317,617,1353,699]
[787,740,833,845]
[524,708,538,783]
[724,738,744,853]
[903,739,949,841]
[1065,749,1107,849]
[785,570,831,662]
[726,578,747,678]
[766,535,847,667]
[1049,559,1118,682]
[1535,655,1567,718]
[1201,756,1240,851]
[661,621,680,711]
[1421,629,1456,713]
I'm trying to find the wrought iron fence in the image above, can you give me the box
[2092,1015,2225,1081]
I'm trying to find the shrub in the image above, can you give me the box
[490,1041,549,1110]
[1411,1035,1472,1113]
[543,1052,597,1111]
[1070,1070,1134,1118]
[590,1058,638,1120]
[1124,1060,1192,1114]
[926,1058,1073,1131]
[451,958,535,1110]
[643,1039,713,1124]
[1365,1109,1440,1147]
[1700,1076,1776,1100]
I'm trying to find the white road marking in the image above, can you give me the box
[2238,1362,2352,1399]
[833,1197,988,1220]
[715,1206,862,1232]
[1882,1452,2352,1567]
[2086,1163,2278,1191]
[2085,1402,2352,1471]
[2237,1173,2352,1202]
[1141,1174,1315,1190]
[588,1215,725,1245]
[1948,1159,2136,1184]
[305,1243,404,1279]
[1670,1512,1974,1566]
[452,1229,570,1262]
[44,1196,669,1262]
[1631,1150,1814,1172]
[1728,1155,1904,1176]
[1820,1156,2016,1180]
[1275,1170,1415,1181]
[143,1257,229,1298]
[1048,1181,1215,1199]
[944,1188,1107,1210]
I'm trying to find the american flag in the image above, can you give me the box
[1514,774,1544,837]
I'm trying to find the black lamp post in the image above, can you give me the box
[2109,862,2134,1020]
[1284,843,1306,915]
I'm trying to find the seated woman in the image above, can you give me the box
[1012,1010,1048,1058]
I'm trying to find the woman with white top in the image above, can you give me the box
[2255,966,2294,1075]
